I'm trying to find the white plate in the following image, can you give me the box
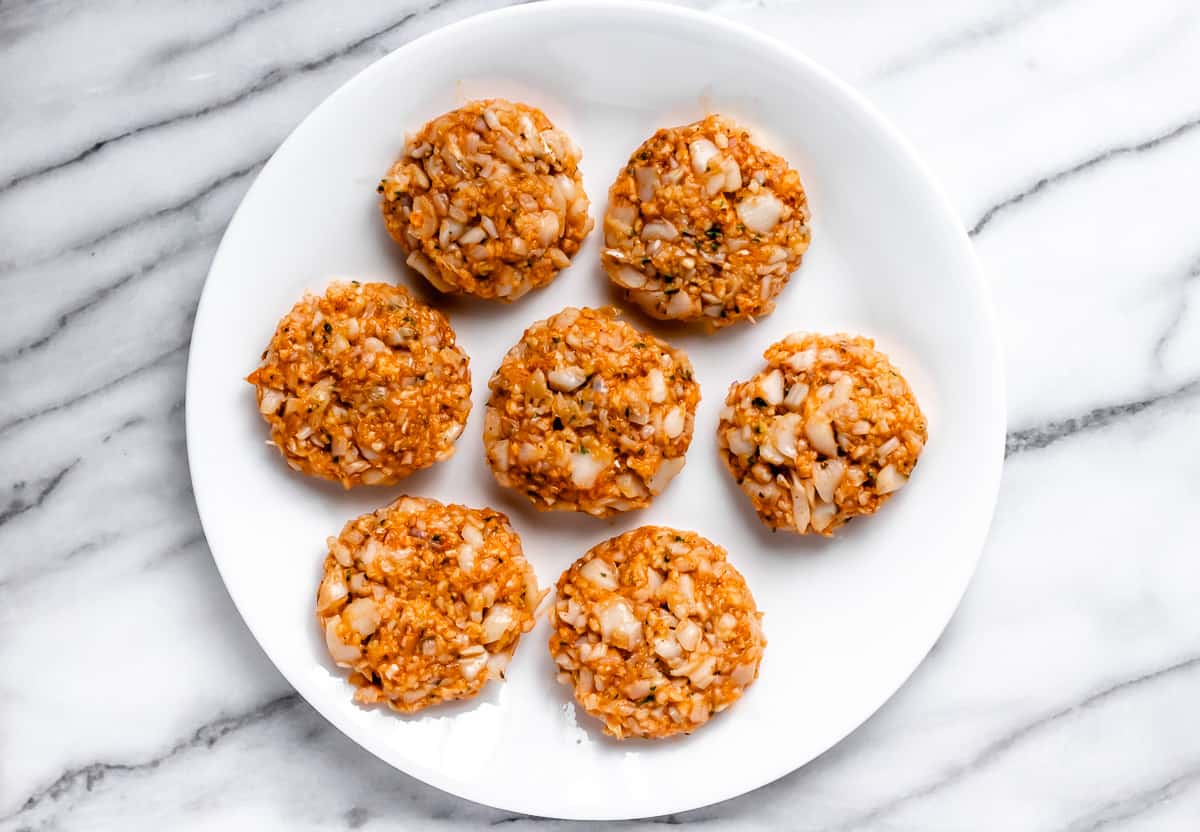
[187,1,1004,820]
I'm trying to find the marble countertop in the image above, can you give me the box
[3,0,1198,829]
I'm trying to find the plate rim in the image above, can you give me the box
[185,0,1006,819]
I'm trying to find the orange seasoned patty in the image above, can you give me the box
[601,114,810,329]
[317,496,543,713]
[483,307,700,516]
[550,526,765,739]
[718,332,927,535]
[380,98,593,301]
[247,281,471,487]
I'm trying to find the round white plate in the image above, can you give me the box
[187,1,1004,820]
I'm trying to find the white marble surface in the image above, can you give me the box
[2,0,1198,828]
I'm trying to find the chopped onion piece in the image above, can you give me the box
[461,523,483,549]
[726,427,755,457]
[813,459,845,502]
[731,662,757,686]
[612,265,646,289]
[811,500,837,532]
[481,603,515,643]
[689,138,720,174]
[316,571,348,614]
[458,541,476,572]
[759,369,785,405]
[486,651,512,680]
[646,367,667,403]
[877,436,901,460]
[624,678,652,700]
[785,348,816,372]
[580,557,619,591]
[721,157,742,191]
[597,597,643,648]
[876,464,908,494]
[784,382,809,409]
[344,598,381,637]
[790,476,811,533]
[654,636,682,661]
[548,365,588,391]
[805,412,838,457]
[676,619,702,652]
[648,456,685,494]
[258,389,285,415]
[736,191,784,233]
[460,652,488,681]
[687,656,717,689]
[324,618,360,664]
[665,290,697,318]
[771,413,802,459]
[641,221,679,241]
[663,406,685,439]
[570,452,606,488]
[634,166,660,202]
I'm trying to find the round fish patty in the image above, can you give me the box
[483,306,700,516]
[549,526,765,739]
[247,281,471,487]
[718,332,927,535]
[380,98,593,301]
[317,496,543,713]
[601,113,810,329]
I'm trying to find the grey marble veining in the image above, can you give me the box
[3,0,1199,829]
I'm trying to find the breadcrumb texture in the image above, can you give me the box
[380,98,593,301]
[601,114,810,329]
[483,307,700,516]
[316,496,543,713]
[549,526,765,739]
[247,281,471,487]
[718,333,927,535]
